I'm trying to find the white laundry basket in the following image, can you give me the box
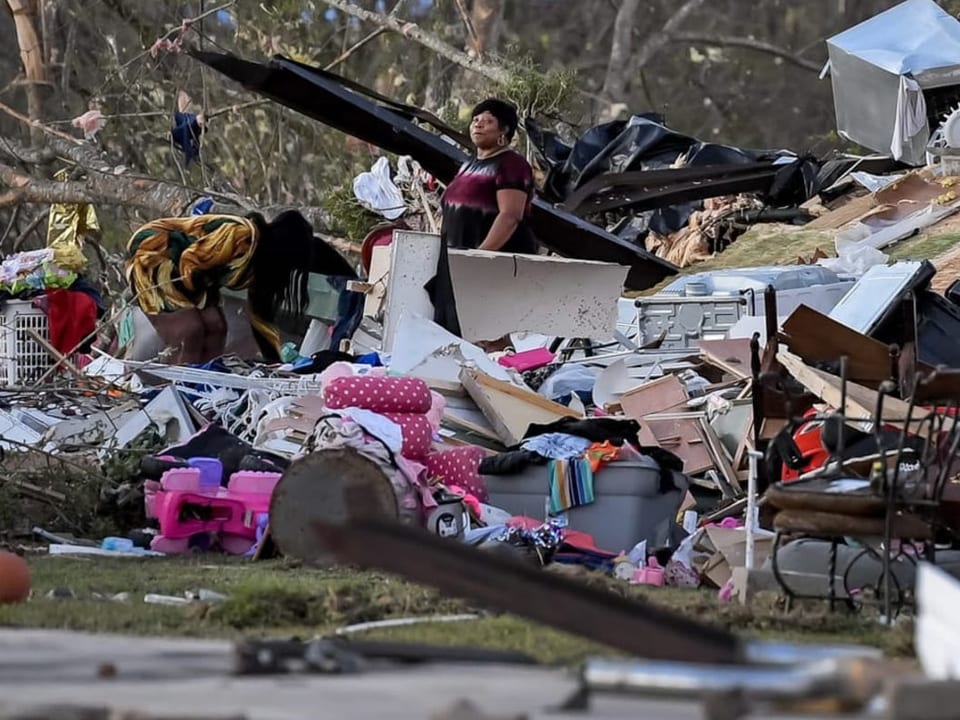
[0,300,52,387]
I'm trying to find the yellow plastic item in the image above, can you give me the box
[45,168,100,273]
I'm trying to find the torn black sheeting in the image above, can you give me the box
[189,51,678,291]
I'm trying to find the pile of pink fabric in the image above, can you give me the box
[322,369,487,505]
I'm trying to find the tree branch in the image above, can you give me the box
[0,161,334,229]
[601,0,641,111]
[0,99,83,146]
[319,0,510,84]
[632,0,706,71]
[0,160,196,215]
[668,33,824,73]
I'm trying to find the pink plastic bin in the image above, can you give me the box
[159,467,203,492]
[227,471,282,495]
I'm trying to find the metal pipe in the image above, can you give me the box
[582,656,877,704]
[583,658,872,702]
[745,450,763,570]
[742,640,882,665]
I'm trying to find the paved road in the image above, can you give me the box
[0,630,873,719]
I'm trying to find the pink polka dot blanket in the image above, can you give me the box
[324,375,432,414]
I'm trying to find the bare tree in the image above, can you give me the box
[7,0,48,143]
[600,0,641,120]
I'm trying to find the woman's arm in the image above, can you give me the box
[478,188,527,251]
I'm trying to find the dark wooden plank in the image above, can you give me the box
[780,305,893,385]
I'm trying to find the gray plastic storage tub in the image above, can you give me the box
[482,457,687,553]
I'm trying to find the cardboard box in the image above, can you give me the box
[695,526,775,588]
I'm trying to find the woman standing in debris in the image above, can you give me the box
[440,98,537,254]
[126,210,354,364]
[429,98,537,337]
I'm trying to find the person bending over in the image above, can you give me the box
[126,210,354,364]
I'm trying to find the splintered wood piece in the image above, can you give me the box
[620,374,688,419]
[777,349,949,440]
[460,369,578,446]
[699,339,753,381]
[804,193,876,229]
[700,419,743,496]
[270,448,400,566]
[780,305,893,385]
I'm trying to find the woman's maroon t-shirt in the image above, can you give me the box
[440,150,537,253]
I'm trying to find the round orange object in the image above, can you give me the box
[0,551,30,604]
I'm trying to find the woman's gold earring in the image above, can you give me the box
[498,135,506,147]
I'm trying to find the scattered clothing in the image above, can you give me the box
[68,277,106,318]
[447,484,482,518]
[299,349,357,375]
[585,441,622,472]
[45,288,98,355]
[117,306,136,350]
[329,274,366,350]
[46,168,99,274]
[638,445,686,493]
[548,458,595,514]
[311,414,432,512]
[478,449,546,476]
[159,423,288,485]
[172,112,205,165]
[356,352,383,367]
[339,407,403,453]
[192,197,215,215]
[521,432,591,460]
[524,417,642,445]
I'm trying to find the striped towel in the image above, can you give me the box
[548,458,595,514]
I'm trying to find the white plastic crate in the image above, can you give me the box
[0,300,52,387]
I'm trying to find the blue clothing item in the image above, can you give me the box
[171,112,205,165]
[329,275,364,350]
[521,432,591,460]
[356,352,383,367]
[191,197,215,215]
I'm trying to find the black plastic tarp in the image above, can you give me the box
[527,114,773,203]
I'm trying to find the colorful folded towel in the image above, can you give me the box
[548,458,595,514]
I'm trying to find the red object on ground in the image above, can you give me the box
[0,551,30,604]
[45,289,97,357]
[780,409,831,483]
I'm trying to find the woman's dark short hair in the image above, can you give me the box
[471,98,519,141]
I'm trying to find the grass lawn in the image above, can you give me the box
[0,554,916,664]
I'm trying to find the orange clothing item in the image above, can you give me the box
[585,441,621,472]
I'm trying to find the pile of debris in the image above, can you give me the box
[8,0,960,622]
